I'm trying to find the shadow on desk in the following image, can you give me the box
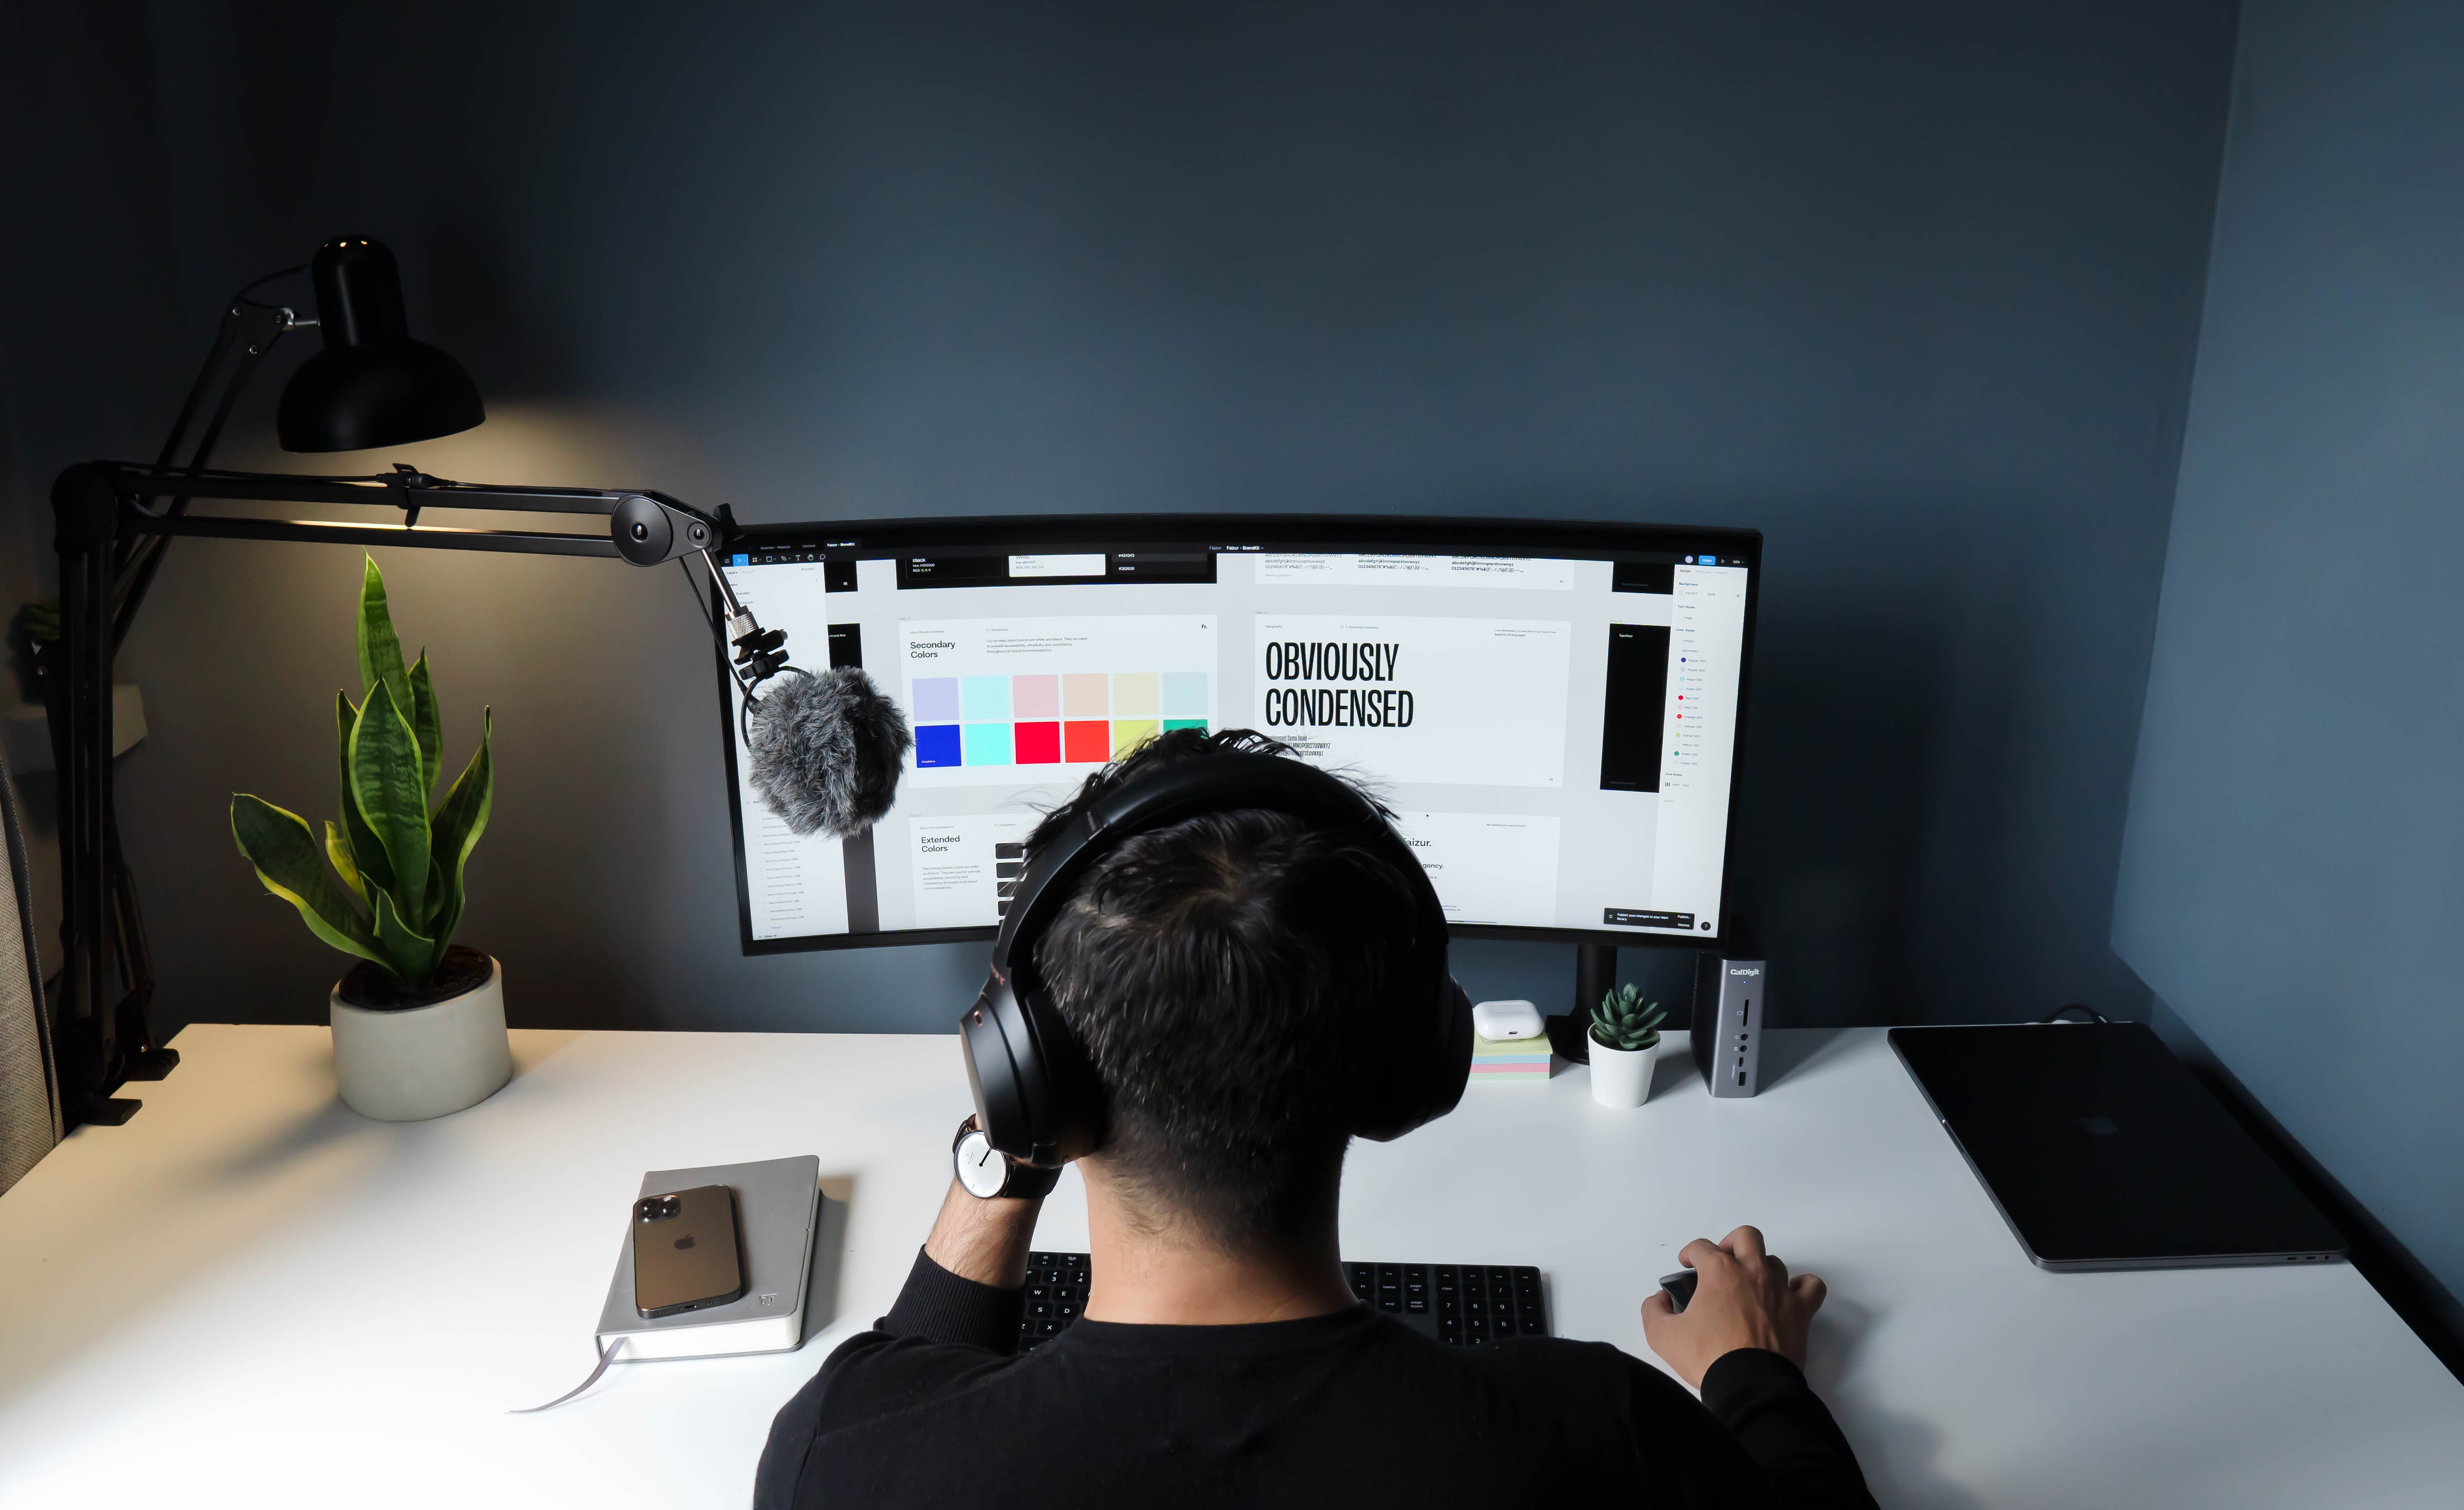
[1825,1366,1986,1510]
[1783,1086,1981,1510]
[1649,1048,1698,1102]
[1757,1028,1859,1093]
[0,1027,590,1420]
[801,1188,853,1345]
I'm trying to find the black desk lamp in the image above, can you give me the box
[42,236,792,1131]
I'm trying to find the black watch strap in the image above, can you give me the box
[999,1159,1063,1199]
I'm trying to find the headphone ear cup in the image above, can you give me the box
[1354,975,1475,1142]
[962,974,1040,1161]
[1034,982,1109,1163]
[1428,975,1474,1121]
[961,967,1107,1167]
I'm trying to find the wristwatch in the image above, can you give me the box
[953,1115,1062,1201]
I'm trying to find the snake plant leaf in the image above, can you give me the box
[350,680,431,927]
[230,794,388,971]
[423,708,492,943]
[355,556,414,723]
[408,650,443,801]
[335,690,393,899]
[324,820,367,907]
[372,888,439,983]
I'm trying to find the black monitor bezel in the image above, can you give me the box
[715,513,1762,955]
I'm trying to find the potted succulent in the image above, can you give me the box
[1588,983,1666,1108]
[230,557,509,1121]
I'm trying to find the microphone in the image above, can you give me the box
[745,666,914,838]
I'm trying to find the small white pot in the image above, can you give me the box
[329,957,513,1122]
[1589,1036,1659,1109]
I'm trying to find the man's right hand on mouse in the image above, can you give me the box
[1641,1224,1828,1388]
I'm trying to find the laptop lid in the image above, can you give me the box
[1890,1023,2346,1271]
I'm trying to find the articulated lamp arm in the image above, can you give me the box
[42,457,794,1130]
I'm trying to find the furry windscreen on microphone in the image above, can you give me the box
[746,667,914,837]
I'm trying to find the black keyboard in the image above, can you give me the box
[1017,1252,1548,1351]
[1020,1251,1091,1348]
[1348,1261,1550,1346]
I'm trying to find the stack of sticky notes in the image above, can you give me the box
[1469,1031,1554,1083]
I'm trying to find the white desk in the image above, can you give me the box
[2,1024,2458,1507]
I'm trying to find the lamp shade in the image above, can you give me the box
[277,237,485,452]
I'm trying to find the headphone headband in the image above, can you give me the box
[963,752,1472,1165]
[991,754,1401,988]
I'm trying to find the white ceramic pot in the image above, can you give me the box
[1589,1036,1658,1108]
[329,957,513,1121]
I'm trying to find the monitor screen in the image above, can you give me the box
[715,515,1758,952]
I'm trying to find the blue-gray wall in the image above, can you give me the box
[2114,0,2464,1321]
[0,2,192,964]
[3,2,2239,1034]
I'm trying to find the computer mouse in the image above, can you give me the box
[1658,1255,1786,1312]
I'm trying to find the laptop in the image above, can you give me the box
[1889,1023,2347,1271]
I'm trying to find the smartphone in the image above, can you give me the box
[633,1185,748,1319]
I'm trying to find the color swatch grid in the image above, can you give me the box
[912,672,1209,769]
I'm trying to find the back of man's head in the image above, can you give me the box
[1026,729,1427,1253]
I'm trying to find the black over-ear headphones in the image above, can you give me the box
[959,752,1475,1167]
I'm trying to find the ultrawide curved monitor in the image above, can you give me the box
[715,514,1759,953]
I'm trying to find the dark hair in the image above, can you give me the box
[1026,729,1427,1251]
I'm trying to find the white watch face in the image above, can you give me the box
[956,1128,1009,1199]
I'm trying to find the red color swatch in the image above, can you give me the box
[1014,721,1062,764]
[1063,720,1112,762]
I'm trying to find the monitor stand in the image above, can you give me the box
[1543,944,1620,1064]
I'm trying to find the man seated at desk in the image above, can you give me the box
[757,730,1877,1509]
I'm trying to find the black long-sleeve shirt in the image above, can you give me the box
[756,1250,1878,1509]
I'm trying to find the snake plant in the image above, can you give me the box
[1590,983,1666,1053]
[230,557,492,986]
